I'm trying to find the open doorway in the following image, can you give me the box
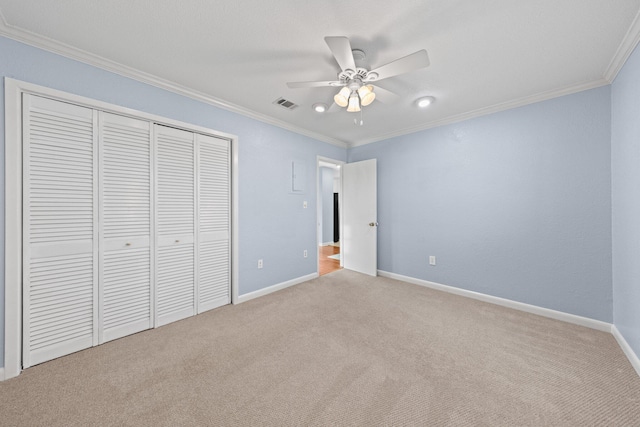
[317,157,344,275]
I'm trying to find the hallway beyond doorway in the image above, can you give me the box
[319,243,341,275]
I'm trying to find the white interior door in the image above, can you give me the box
[196,134,231,312]
[154,125,196,326]
[99,112,152,343]
[342,159,377,276]
[22,95,99,368]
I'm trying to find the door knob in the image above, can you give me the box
[369,222,378,227]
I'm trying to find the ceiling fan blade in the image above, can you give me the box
[324,36,356,72]
[367,50,430,81]
[287,80,342,89]
[370,85,400,104]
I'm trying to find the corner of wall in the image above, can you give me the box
[612,325,640,377]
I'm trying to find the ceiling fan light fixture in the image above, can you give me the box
[416,96,435,108]
[358,85,376,106]
[334,86,351,107]
[312,103,328,113]
[346,92,361,112]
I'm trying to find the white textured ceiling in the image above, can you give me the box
[1,1,639,147]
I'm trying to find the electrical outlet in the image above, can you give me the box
[429,256,436,266]
[303,249,308,258]
[258,259,263,269]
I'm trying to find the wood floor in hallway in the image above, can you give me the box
[319,244,341,276]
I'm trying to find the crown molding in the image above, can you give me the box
[0,18,347,149]
[3,5,637,152]
[604,8,640,83]
[348,78,610,148]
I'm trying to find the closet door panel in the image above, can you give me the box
[28,253,94,366]
[197,134,231,312]
[23,95,98,367]
[198,239,229,311]
[157,244,195,325]
[102,248,151,340]
[99,112,152,342]
[156,126,195,238]
[155,125,195,326]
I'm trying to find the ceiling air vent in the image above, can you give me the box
[273,97,298,110]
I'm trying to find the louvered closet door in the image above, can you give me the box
[155,125,195,326]
[197,134,231,312]
[23,95,98,368]
[99,112,152,342]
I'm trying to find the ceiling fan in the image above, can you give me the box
[287,36,430,113]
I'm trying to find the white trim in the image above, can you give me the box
[377,270,612,332]
[236,273,318,304]
[604,8,640,82]
[4,78,23,380]
[3,78,239,380]
[0,367,5,381]
[6,79,239,141]
[349,79,610,148]
[231,135,240,305]
[0,21,347,149]
[612,325,640,378]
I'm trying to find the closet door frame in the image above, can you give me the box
[4,78,239,381]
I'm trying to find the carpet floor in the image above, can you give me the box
[1,269,639,426]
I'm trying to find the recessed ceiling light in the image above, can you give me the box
[313,103,328,113]
[415,96,435,108]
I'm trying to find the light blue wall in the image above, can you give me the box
[321,167,335,244]
[349,86,613,322]
[3,33,637,372]
[0,36,346,367]
[612,44,640,357]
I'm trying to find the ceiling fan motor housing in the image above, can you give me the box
[338,67,376,87]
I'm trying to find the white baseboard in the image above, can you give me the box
[377,270,612,332]
[236,273,318,304]
[612,325,640,377]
